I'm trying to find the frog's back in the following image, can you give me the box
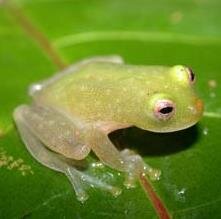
[33,62,130,96]
[32,62,169,120]
[34,62,168,93]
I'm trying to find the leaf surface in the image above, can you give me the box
[0,1,221,218]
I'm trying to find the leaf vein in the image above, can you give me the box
[173,197,221,215]
[52,31,221,48]
[5,2,67,70]
[203,111,221,119]
[18,191,70,218]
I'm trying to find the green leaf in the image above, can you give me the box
[0,0,221,218]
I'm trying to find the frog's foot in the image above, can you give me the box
[120,149,161,188]
[65,167,121,202]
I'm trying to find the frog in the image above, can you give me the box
[13,55,203,202]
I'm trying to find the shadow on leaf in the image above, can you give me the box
[109,125,200,157]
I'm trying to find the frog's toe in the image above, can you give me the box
[123,167,161,189]
[144,166,161,181]
[65,167,121,202]
[120,149,161,185]
[65,167,89,202]
[123,172,137,188]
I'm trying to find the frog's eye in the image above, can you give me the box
[154,100,175,120]
[187,67,195,84]
[171,65,196,85]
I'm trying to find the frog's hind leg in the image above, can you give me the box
[13,105,121,202]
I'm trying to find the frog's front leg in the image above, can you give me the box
[88,122,161,188]
[13,105,121,202]
[119,149,161,188]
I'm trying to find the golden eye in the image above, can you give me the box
[154,100,175,120]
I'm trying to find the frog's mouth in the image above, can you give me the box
[154,120,199,133]
[137,122,196,133]
[154,98,204,133]
[137,99,203,133]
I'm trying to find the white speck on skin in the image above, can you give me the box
[29,83,43,96]
[188,106,197,115]
[48,120,55,126]
[106,89,111,95]
[116,98,120,104]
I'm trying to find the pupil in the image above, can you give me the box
[159,107,173,114]
[188,67,195,81]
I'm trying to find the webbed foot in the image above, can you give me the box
[120,149,161,188]
[65,167,122,202]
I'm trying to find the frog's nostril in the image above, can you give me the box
[188,99,204,116]
[195,99,204,113]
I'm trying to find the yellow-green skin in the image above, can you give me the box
[14,57,204,202]
[35,62,203,133]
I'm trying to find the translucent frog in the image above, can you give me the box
[13,55,203,202]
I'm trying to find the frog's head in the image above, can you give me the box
[137,65,203,132]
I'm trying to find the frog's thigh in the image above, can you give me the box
[14,106,68,172]
[13,105,91,160]
[14,108,86,202]
[14,106,121,202]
